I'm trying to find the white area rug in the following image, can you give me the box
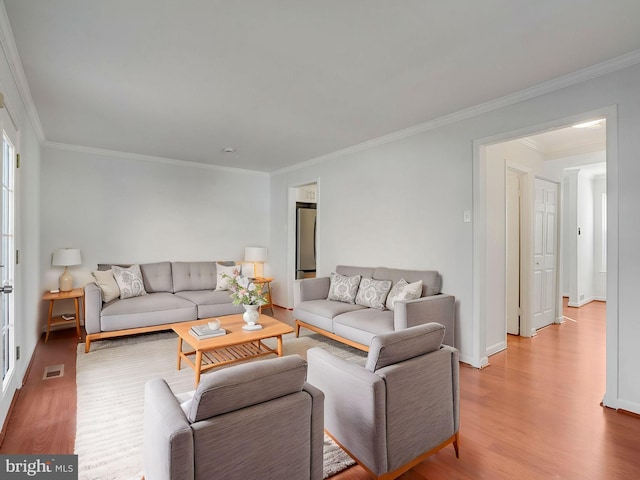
[75,331,363,479]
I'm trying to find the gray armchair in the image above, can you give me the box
[143,355,324,480]
[307,323,459,480]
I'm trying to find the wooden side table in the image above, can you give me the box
[252,277,274,316]
[42,288,84,342]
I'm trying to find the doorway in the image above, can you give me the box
[293,183,317,280]
[478,111,610,367]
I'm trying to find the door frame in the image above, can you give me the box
[473,105,619,408]
[287,179,319,305]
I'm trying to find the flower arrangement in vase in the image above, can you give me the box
[222,273,268,330]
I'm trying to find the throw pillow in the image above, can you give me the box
[327,272,361,304]
[111,264,148,299]
[91,269,120,303]
[215,263,241,291]
[355,278,393,310]
[385,279,423,311]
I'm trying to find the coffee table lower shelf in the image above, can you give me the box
[178,339,278,380]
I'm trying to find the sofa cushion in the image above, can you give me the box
[100,292,197,331]
[365,322,445,372]
[355,278,392,310]
[385,279,423,311]
[327,272,361,304]
[373,267,442,296]
[91,269,120,303]
[112,264,148,299]
[172,262,217,292]
[140,262,173,293]
[333,308,394,346]
[185,355,307,423]
[175,289,235,306]
[336,265,375,278]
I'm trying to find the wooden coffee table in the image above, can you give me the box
[172,314,294,386]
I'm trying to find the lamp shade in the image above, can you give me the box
[52,248,82,267]
[244,247,267,263]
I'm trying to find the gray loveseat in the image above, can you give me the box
[84,261,243,352]
[294,265,455,350]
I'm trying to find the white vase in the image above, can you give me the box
[242,304,260,326]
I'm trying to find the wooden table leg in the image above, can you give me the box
[73,297,81,338]
[195,350,202,387]
[45,300,54,343]
[277,335,284,356]
[176,338,183,370]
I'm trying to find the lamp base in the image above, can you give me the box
[59,267,73,292]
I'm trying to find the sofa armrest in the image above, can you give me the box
[393,293,455,346]
[294,277,331,304]
[303,381,325,480]
[441,345,460,433]
[83,282,103,335]
[143,378,194,480]
[307,347,388,475]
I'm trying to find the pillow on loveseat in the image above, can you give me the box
[111,264,148,299]
[327,272,361,304]
[385,279,423,311]
[355,278,392,310]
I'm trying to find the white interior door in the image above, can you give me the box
[506,170,521,335]
[533,178,557,330]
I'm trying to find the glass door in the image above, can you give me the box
[1,124,16,389]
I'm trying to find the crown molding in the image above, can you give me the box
[272,49,640,177]
[0,1,45,142]
[42,141,269,176]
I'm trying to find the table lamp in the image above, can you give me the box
[52,248,82,292]
[244,247,267,279]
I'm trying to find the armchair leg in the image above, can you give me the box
[295,320,301,337]
[453,432,460,458]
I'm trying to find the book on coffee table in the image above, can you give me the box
[189,325,227,339]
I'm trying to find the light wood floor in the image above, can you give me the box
[2,301,639,479]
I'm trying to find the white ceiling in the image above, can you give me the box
[4,1,640,172]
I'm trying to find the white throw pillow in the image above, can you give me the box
[91,269,120,303]
[215,263,241,291]
[327,272,362,304]
[385,279,423,311]
[111,264,147,299]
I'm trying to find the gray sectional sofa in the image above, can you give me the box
[294,265,455,350]
[83,261,243,352]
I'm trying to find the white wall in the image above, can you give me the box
[39,146,269,318]
[271,62,640,414]
[577,171,595,304]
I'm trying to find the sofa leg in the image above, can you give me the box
[453,432,460,458]
[294,320,300,338]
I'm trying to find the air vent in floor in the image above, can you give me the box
[43,364,65,380]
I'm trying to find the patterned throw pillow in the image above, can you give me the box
[385,279,423,311]
[91,269,120,302]
[327,273,362,304]
[215,263,241,291]
[111,264,148,299]
[355,278,393,310]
